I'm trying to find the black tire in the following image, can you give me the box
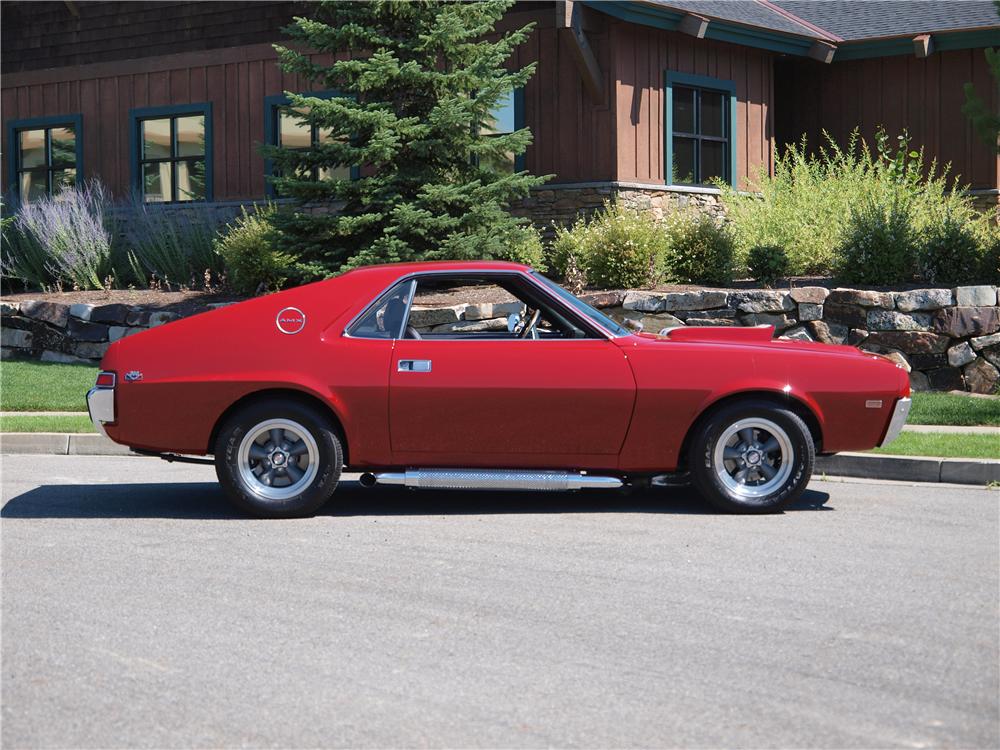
[214,398,343,518]
[687,399,814,514]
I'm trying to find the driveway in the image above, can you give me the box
[2,455,998,748]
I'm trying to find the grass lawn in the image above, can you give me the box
[0,414,95,433]
[867,432,1000,460]
[909,392,1000,426]
[1,360,97,412]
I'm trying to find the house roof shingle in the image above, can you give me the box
[639,0,1000,42]
[768,1,998,42]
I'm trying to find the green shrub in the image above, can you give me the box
[120,200,226,289]
[976,221,1000,284]
[547,202,667,289]
[663,214,734,285]
[835,193,917,285]
[917,209,983,286]
[746,244,789,287]
[494,225,546,270]
[215,204,298,295]
[719,128,979,278]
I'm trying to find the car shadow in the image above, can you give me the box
[1,478,832,520]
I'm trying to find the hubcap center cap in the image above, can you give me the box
[745,450,761,466]
[270,451,287,466]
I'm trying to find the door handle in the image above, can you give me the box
[398,359,432,372]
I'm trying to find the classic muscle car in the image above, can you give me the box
[87,261,911,517]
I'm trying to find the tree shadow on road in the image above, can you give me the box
[1,478,832,520]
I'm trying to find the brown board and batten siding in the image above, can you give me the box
[611,21,775,189]
[775,49,1000,191]
[1,44,340,201]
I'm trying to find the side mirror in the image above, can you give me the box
[624,318,643,332]
[507,313,521,333]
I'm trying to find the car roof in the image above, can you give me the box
[344,260,532,276]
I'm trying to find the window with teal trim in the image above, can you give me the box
[135,109,209,202]
[265,93,355,198]
[671,85,729,186]
[479,88,525,173]
[9,116,81,202]
[665,71,735,189]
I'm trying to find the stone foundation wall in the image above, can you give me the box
[512,182,725,237]
[2,284,998,394]
[591,284,1000,394]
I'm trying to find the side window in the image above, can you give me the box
[405,276,590,339]
[9,116,82,203]
[130,104,212,202]
[347,280,415,339]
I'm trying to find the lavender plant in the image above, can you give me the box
[2,182,114,290]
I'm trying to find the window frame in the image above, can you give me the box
[664,71,737,189]
[344,270,616,342]
[6,114,84,204]
[263,91,359,199]
[477,87,526,173]
[129,103,213,203]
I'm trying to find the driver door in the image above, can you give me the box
[387,274,636,467]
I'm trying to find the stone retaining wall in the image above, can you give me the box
[2,284,998,393]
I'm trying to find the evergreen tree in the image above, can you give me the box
[265,0,547,275]
[961,1,1000,153]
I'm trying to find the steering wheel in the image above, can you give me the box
[518,308,541,339]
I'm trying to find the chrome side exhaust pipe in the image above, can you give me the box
[359,469,622,491]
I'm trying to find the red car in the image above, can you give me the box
[87,261,911,517]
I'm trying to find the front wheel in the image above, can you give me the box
[688,400,814,514]
[214,399,343,518]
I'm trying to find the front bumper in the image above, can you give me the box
[86,386,115,437]
[879,396,911,447]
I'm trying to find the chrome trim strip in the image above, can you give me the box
[879,397,912,447]
[342,269,621,342]
[365,468,623,491]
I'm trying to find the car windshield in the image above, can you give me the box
[531,272,630,337]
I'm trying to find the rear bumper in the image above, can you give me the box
[879,396,911,447]
[86,386,115,437]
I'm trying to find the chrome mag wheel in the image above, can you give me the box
[237,418,319,501]
[712,417,794,499]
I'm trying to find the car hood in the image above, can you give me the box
[632,326,877,360]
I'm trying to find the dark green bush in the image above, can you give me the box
[747,244,789,287]
[835,194,917,285]
[918,210,983,286]
[549,202,667,288]
[664,215,734,285]
[215,205,298,295]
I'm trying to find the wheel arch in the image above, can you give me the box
[208,387,349,465]
[676,390,824,471]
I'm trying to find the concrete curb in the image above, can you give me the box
[816,452,1000,486]
[1,433,997,485]
[1,432,133,456]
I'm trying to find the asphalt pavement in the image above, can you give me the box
[2,455,998,749]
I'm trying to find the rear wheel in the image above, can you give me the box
[214,399,342,518]
[688,400,814,514]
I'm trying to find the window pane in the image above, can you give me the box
[480,150,515,174]
[143,161,172,202]
[52,168,77,194]
[142,119,172,160]
[317,164,353,182]
[279,107,312,149]
[18,129,46,168]
[176,160,206,201]
[175,115,204,157]
[700,91,725,138]
[49,127,76,166]
[349,281,415,339]
[673,87,696,134]
[701,140,726,184]
[672,136,696,184]
[483,91,515,136]
[19,169,48,202]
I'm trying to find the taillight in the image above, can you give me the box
[95,371,116,388]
